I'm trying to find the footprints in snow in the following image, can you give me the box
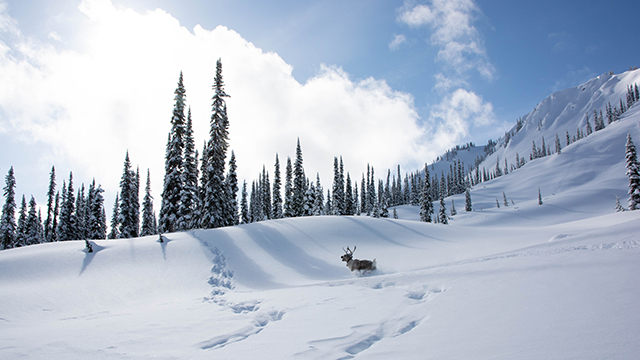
[198,309,285,350]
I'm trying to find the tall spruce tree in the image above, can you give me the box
[118,152,138,239]
[332,156,344,215]
[44,166,56,242]
[87,179,107,240]
[240,181,249,224]
[225,151,239,225]
[438,197,448,224]
[419,164,433,222]
[465,188,472,211]
[272,153,283,219]
[0,167,17,249]
[141,170,157,236]
[345,172,354,215]
[16,195,27,247]
[160,72,187,233]
[313,173,324,215]
[625,133,640,210]
[178,107,198,230]
[57,173,77,241]
[292,139,306,217]
[25,195,43,245]
[75,184,87,240]
[108,194,120,239]
[283,156,293,217]
[201,58,230,229]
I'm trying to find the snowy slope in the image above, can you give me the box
[2,71,640,359]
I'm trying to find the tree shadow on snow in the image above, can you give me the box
[79,241,106,276]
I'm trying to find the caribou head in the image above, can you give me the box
[341,246,376,272]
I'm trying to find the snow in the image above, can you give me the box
[1,70,640,359]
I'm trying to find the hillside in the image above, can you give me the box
[1,71,640,359]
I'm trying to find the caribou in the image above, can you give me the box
[341,246,376,272]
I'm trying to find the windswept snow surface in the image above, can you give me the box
[2,72,640,359]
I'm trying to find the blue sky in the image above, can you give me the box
[1,0,639,214]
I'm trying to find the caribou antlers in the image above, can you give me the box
[341,246,376,272]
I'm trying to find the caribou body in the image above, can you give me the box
[341,246,376,272]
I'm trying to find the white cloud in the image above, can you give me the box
[389,34,406,50]
[429,88,495,149]
[398,0,494,81]
[0,0,437,205]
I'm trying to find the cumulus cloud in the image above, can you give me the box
[0,0,434,203]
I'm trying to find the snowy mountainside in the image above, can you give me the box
[481,69,640,174]
[425,144,486,178]
[2,70,640,359]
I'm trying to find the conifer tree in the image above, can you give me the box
[51,192,59,242]
[314,173,324,215]
[226,151,239,225]
[87,179,107,240]
[292,139,306,217]
[324,189,332,215]
[503,192,508,207]
[160,72,187,233]
[538,188,543,205]
[585,114,593,135]
[178,107,198,230]
[140,170,156,236]
[360,174,366,214]
[0,167,17,249]
[283,156,293,217]
[57,173,77,241]
[118,152,138,239]
[200,59,229,229]
[465,188,472,212]
[201,59,231,229]
[419,164,433,222]
[76,184,87,240]
[450,199,457,216]
[44,166,56,242]
[108,194,120,239]
[438,197,448,224]
[555,133,562,154]
[625,133,640,210]
[240,181,249,224]
[345,173,354,215]
[25,195,43,245]
[272,153,283,219]
[16,195,27,247]
[332,156,345,215]
[615,195,625,212]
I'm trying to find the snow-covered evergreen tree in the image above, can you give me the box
[118,152,138,239]
[225,151,239,225]
[57,174,77,241]
[331,156,345,215]
[450,199,457,216]
[75,184,87,241]
[200,59,231,229]
[419,164,433,222]
[345,173,354,215]
[438,197,448,224]
[615,195,625,212]
[283,156,293,217]
[240,181,249,224]
[503,192,508,207]
[108,194,120,239]
[25,195,43,245]
[555,133,562,154]
[0,167,17,249]
[538,188,543,205]
[625,133,640,210]
[44,166,56,242]
[140,170,156,236]
[292,139,306,217]
[16,195,27,247]
[160,72,187,233]
[87,179,107,240]
[272,153,283,219]
[324,189,332,215]
[313,173,324,215]
[178,107,198,230]
[465,188,472,212]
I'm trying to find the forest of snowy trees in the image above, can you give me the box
[1,64,638,251]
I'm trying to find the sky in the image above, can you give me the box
[1,0,638,218]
